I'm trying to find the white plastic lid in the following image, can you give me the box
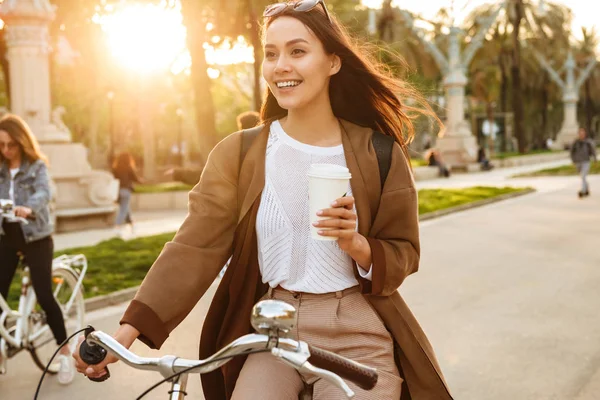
[307,163,352,179]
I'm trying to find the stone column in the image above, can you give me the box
[1,0,69,142]
[435,27,478,166]
[554,54,580,149]
[0,0,119,232]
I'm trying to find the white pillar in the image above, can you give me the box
[554,92,579,149]
[436,27,478,166]
[367,8,377,35]
[0,0,119,232]
[0,1,70,142]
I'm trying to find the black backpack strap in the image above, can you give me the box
[371,131,394,191]
[239,125,264,172]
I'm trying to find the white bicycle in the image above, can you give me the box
[0,199,87,375]
[79,300,378,399]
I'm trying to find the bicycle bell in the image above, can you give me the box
[251,300,297,336]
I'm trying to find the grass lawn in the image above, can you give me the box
[5,186,529,304]
[134,182,193,193]
[514,162,600,177]
[411,158,429,167]
[493,149,559,160]
[418,186,527,214]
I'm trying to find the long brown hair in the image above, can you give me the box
[112,151,136,175]
[260,5,440,154]
[0,114,49,165]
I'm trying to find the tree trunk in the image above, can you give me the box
[0,31,10,109]
[585,79,594,137]
[499,53,509,152]
[181,0,217,167]
[540,76,548,145]
[248,1,263,112]
[511,1,526,153]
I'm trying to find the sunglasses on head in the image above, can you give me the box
[263,0,331,23]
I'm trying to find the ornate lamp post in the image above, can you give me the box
[397,4,503,166]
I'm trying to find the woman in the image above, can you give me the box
[0,114,74,384]
[111,152,142,237]
[76,2,452,399]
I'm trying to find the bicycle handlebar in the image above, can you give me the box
[0,199,35,224]
[81,327,378,397]
[307,345,378,391]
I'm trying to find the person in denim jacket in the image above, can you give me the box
[0,114,75,384]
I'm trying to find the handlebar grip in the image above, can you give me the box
[307,345,378,390]
[80,334,111,382]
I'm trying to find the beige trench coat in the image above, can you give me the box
[121,120,453,400]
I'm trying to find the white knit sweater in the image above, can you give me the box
[256,120,371,294]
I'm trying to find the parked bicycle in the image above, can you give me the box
[79,299,378,399]
[0,199,86,375]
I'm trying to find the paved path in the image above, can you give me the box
[52,159,575,252]
[3,170,599,399]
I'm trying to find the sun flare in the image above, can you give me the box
[94,1,255,75]
[94,1,188,74]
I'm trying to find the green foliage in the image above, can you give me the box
[514,162,600,177]
[418,186,528,215]
[493,148,559,159]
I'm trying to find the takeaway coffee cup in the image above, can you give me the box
[308,163,352,241]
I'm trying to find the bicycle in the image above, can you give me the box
[0,199,87,375]
[79,299,379,399]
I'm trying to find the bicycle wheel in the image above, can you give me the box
[29,267,85,373]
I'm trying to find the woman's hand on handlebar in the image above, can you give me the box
[73,324,140,379]
[14,206,32,218]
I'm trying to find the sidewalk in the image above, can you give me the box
[54,210,188,251]
[54,158,577,252]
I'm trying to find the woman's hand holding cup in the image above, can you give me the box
[313,195,359,252]
[313,196,372,269]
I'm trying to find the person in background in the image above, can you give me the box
[425,148,451,178]
[236,111,260,131]
[570,127,597,198]
[170,111,262,186]
[112,152,143,237]
[477,146,494,171]
[0,114,75,384]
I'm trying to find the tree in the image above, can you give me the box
[575,26,600,137]
[466,0,572,152]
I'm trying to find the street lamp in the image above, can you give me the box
[175,108,184,167]
[107,91,115,165]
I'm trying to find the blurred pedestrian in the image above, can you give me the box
[570,127,597,198]
[236,111,260,130]
[169,111,262,186]
[425,148,450,177]
[112,152,143,237]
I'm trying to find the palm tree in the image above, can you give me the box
[467,0,572,152]
[575,26,600,137]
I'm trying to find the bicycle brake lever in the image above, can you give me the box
[271,348,355,399]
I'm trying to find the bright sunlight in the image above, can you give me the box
[93,0,254,75]
[93,1,188,74]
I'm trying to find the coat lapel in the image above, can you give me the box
[341,120,375,236]
[237,125,270,224]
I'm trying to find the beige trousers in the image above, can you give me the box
[231,286,403,399]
